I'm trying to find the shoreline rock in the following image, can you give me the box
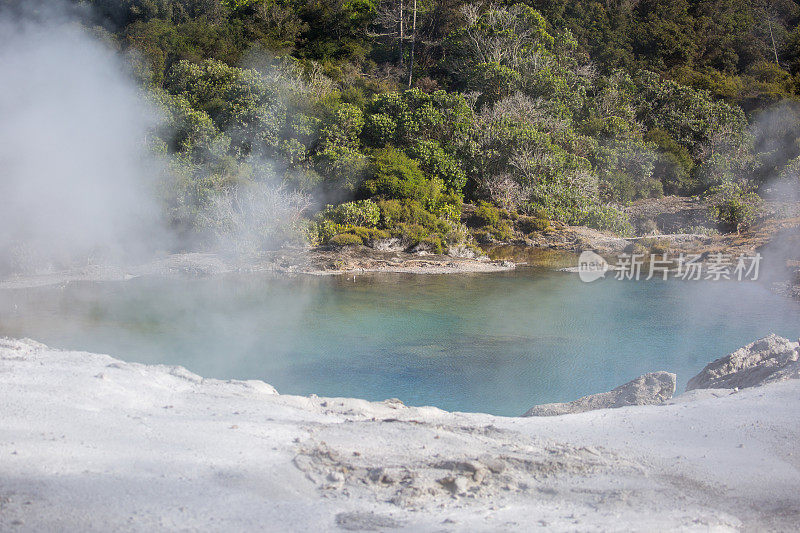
[522,372,676,417]
[686,334,800,391]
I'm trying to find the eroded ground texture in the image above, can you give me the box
[0,338,799,532]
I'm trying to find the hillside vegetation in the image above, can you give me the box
[56,1,800,251]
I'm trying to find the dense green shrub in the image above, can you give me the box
[320,200,380,228]
[467,201,514,241]
[594,138,661,203]
[488,221,514,241]
[314,144,368,193]
[305,218,342,246]
[517,216,550,233]
[327,233,364,247]
[645,128,697,194]
[637,238,671,256]
[705,181,763,233]
[363,113,396,146]
[426,193,463,224]
[381,200,454,236]
[347,227,390,242]
[472,201,501,227]
[361,148,436,201]
[408,140,467,194]
[677,225,720,236]
[373,197,463,252]
[363,89,474,149]
[391,224,445,253]
[419,235,446,254]
[579,205,634,236]
[471,223,512,243]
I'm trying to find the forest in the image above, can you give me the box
[24,0,800,252]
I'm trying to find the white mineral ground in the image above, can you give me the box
[1,337,799,532]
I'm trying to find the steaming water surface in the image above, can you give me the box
[1,268,799,415]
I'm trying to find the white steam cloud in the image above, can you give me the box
[0,5,165,271]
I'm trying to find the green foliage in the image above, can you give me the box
[296,0,376,60]
[305,218,343,245]
[407,140,467,193]
[222,0,263,9]
[517,216,550,233]
[751,101,800,186]
[307,199,383,244]
[377,199,445,233]
[469,201,514,242]
[105,0,800,105]
[472,201,501,227]
[362,147,437,201]
[320,103,364,147]
[327,233,364,246]
[633,71,749,157]
[120,3,305,82]
[363,113,396,146]
[363,89,474,148]
[488,221,514,241]
[469,62,522,105]
[637,237,671,256]
[345,226,390,242]
[375,199,461,252]
[163,58,324,167]
[645,128,696,194]
[444,4,553,100]
[594,138,662,203]
[475,108,591,197]
[321,199,380,227]
[426,192,463,224]
[705,181,763,232]
[314,144,368,193]
[677,225,720,236]
[318,225,391,247]
[88,0,800,251]
[632,0,696,71]
[580,205,635,236]
[153,90,223,157]
[671,67,744,100]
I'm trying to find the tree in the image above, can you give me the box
[373,0,405,65]
[632,0,697,71]
[705,181,762,233]
[407,0,417,87]
[296,0,378,60]
[362,147,441,201]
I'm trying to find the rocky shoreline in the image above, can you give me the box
[0,248,515,290]
[522,334,800,417]
[1,196,798,297]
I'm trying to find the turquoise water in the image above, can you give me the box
[1,268,798,416]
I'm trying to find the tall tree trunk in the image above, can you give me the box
[398,0,404,67]
[407,0,417,88]
[768,16,779,65]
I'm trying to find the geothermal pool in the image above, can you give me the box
[1,268,799,416]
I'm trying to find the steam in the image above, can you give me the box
[197,180,312,256]
[0,2,316,274]
[752,101,800,207]
[0,3,165,272]
[744,101,800,287]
